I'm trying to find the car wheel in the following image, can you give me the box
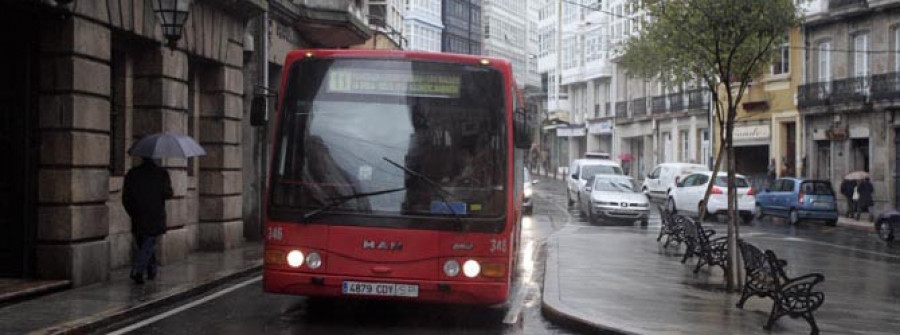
[640,219,649,226]
[698,202,712,222]
[789,209,800,225]
[741,213,753,225]
[825,218,837,226]
[666,197,677,214]
[754,204,764,220]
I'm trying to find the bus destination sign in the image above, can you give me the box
[327,69,461,98]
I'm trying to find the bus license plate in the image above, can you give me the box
[342,281,419,297]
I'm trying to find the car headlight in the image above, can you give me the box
[463,259,481,278]
[443,259,460,277]
[286,250,304,268]
[524,185,533,197]
[305,252,322,269]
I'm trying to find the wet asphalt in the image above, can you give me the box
[105,175,894,335]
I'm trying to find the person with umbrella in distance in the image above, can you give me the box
[123,133,205,284]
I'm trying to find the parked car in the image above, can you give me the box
[566,158,624,207]
[584,151,611,159]
[523,168,535,214]
[642,162,710,200]
[666,171,755,223]
[755,178,838,226]
[579,174,649,225]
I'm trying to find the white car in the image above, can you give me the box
[566,158,624,207]
[579,174,649,225]
[642,162,710,200]
[666,171,755,223]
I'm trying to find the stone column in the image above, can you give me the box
[133,48,190,265]
[35,16,111,286]
[198,66,244,251]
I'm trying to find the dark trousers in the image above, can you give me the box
[846,198,856,217]
[132,234,158,276]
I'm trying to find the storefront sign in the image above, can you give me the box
[588,120,613,135]
[557,126,587,137]
[732,125,770,141]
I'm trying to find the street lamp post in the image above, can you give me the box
[153,0,192,48]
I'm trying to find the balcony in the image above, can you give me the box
[281,0,372,47]
[831,77,869,105]
[615,101,628,119]
[829,0,867,9]
[668,92,684,112]
[686,89,708,110]
[871,73,900,101]
[651,95,667,114]
[798,82,832,108]
[631,97,647,117]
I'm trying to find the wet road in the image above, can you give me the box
[104,175,895,334]
[104,177,579,335]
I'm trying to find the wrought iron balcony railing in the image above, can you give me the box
[831,76,869,105]
[631,97,647,117]
[829,0,867,10]
[615,101,628,119]
[798,81,832,108]
[871,72,900,101]
[668,92,684,112]
[686,89,708,109]
[651,95,667,114]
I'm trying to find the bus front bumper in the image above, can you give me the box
[264,269,509,305]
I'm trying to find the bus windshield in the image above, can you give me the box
[269,58,507,228]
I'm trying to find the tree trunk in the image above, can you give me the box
[725,107,739,292]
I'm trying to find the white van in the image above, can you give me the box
[641,162,709,200]
[567,158,624,206]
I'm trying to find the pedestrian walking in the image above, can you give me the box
[123,158,173,284]
[840,178,856,218]
[855,177,874,221]
[767,158,777,185]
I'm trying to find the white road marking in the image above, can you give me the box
[753,235,900,259]
[108,276,262,334]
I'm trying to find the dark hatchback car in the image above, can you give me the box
[755,178,839,226]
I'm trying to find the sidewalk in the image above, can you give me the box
[0,242,262,335]
[541,225,900,334]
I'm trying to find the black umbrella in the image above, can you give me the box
[128,132,206,158]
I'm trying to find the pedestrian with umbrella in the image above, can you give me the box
[843,171,870,220]
[123,133,205,284]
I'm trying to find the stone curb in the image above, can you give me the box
[540,234,639,335]
[32,261,263,335]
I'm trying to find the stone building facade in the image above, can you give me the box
[799,0,900,215]
[0,0,373,287]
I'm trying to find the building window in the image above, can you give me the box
[852,33,868,77]
[680,130,689,162]
[894,27,900,72]
[817,41,831,82]
[772,43,789,75]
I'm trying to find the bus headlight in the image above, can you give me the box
[305,252,322,269]
[443,260,460,277]
[463,259,481,278]
[286,250,304,268]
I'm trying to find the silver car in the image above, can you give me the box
[579,174,650,225]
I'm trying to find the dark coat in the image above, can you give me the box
[840,179,855,198]
[857,179,874,207]
[123,161,173,236]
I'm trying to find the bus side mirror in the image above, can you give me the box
[250,96,268,127]
[513,107,533,149]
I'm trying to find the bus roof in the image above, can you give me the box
[284,49,512,69]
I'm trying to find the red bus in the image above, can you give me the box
[258,50,533,305]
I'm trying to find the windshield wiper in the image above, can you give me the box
[382,157,466,230]
[302,187,407,220]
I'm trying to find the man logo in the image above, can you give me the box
[621,202,628,207]
[363,240,403,251]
